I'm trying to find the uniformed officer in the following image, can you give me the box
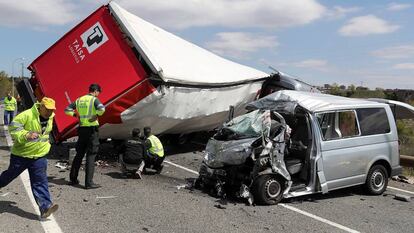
[0,97,58,218]
[65,84,105,189]
[143,127,164,174]
[3,92,17,125]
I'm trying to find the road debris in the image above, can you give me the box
[394,194,412,202]
[214,204,226,209]
[96,195,118,199]
[0,192,10,197]
[392,175,414,184]
[176,184,187,190]
[55,161,69,170]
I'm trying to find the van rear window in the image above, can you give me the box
[356,108,390,135]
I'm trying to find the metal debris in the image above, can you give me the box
[96,195,117,199]
[391,175,414,184]
[394,194,412,202]
[54,161,69,170]
[0,192,10,197]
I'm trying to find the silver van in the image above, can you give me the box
[198,90,410,205]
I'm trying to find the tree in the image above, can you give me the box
[0,71,13,98]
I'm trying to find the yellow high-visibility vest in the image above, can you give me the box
[147,135,164,157]
[4,96,17,111]
[9,103,54,158]
[75,95,104,127]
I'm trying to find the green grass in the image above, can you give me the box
[402,167,414,178]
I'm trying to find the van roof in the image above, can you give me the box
[249,90,388,113]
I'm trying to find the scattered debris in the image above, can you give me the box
[392,175,414,184]
[214,204,226,209]
[95,160,111,168]
[96,195,117,199]
[0,192,10,197]
[54,161,69,170]
[394,194,412,202]
[176,184,187,190]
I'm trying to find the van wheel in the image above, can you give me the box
[253,175,284,205]
[364,165,388,195]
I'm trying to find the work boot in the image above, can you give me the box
[85,183,101,190]
[155,165,164,174]
[40,203,59,218]
[68,179,79,186]
[134,170,143,179]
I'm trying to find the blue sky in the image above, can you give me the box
[0,0,413,89]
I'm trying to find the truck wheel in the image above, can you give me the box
[253,175,284,205]
[364,165,388,195]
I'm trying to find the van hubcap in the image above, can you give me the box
[371,171,384,191]
[265,179,281,198]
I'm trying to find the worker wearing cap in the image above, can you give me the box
[65,83,105,189]
[3,92,17,125]
[143,126,165,174]
[0,97,59,218]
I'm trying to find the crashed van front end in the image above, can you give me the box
[198,109,294,205]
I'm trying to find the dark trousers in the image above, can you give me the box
[3,110,14,125]
[0,155,52,212]
[70,127,99,186]
[145,152,165,169]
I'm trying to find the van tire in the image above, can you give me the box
[253,175,284,205]
[364,165,388,195]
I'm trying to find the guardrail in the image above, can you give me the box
[401,155,414,167]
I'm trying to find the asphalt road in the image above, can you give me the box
[1,125,414,233]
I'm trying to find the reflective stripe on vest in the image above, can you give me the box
[4,97,16,111]
[148,135,164,157]
[76,95,99,127]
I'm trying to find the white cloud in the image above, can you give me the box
[393,63,414,70]
[387,3,412,11]
[116,0,326,30]
[326,6,361,19]
[0,0,80,28]
[372,44,414,59]
[206,32,278,59]
[278,59,330,71]
[339,15,400,36]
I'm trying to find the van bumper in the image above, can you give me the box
[390,166,403,177]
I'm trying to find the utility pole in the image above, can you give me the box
[11,57,25,97]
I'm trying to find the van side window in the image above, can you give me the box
[356,108,390,136]
[317,111,359,140]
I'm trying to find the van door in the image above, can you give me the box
[316,110,368,190]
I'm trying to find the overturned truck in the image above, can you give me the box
[18,2,317,142]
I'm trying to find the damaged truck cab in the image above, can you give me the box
[198,90,404,205]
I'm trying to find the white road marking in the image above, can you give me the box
[21,171,63,233]
[3,125,13,146]
[388,186,414,195]
[2,125,63,233]
[164,160,199,175]
[164,160,360,233]
[279,204,360,233]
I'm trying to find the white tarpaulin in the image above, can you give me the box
[109,2,268,85]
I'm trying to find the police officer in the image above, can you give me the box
[0,97,58,218]
[3,92,17,125]
[65,84,105,189]
[143,127,164,174]
[119,128,146,179]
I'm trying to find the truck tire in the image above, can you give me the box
[364,165,388,195]
[253,175,284,205]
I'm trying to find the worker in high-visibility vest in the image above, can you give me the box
[0,97,59,218]
[65,84,105,189]
[3,92,17,125]
[143,127,164,174]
